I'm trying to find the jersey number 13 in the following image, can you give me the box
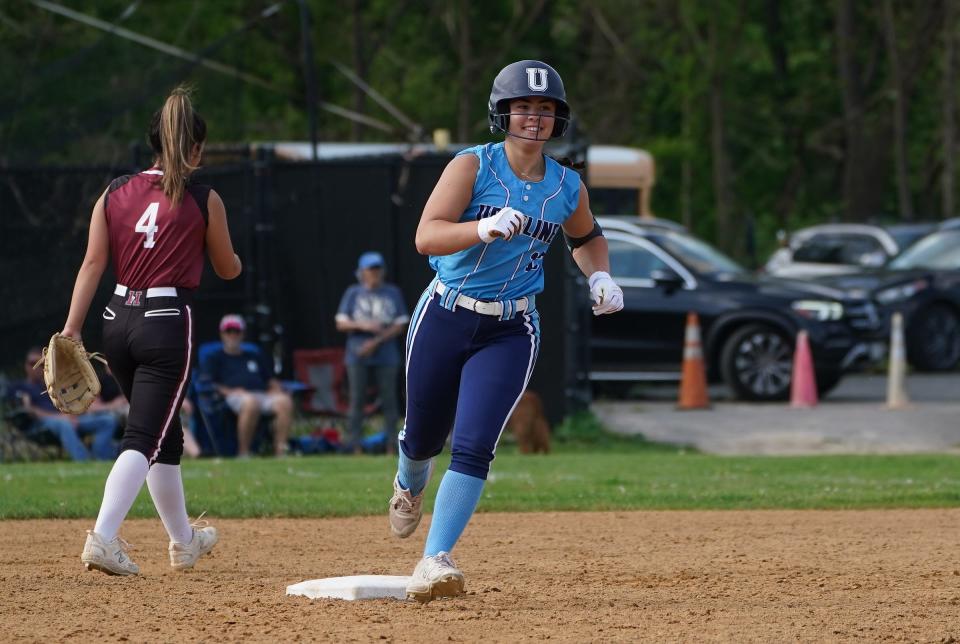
[525,251,545,272]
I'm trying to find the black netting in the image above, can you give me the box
[0,151,580,422]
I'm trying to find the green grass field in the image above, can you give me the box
[3,434,960,519]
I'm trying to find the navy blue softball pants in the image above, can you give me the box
[401,287,541,479]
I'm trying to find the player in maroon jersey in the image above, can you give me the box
[60,87,242,576]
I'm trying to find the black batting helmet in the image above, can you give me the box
[488,60,571,138]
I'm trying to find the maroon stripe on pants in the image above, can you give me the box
[149,304,193,464]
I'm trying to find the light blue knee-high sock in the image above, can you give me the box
[397,449,432,496]
[423,470,485,556]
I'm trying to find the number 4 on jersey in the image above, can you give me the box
[135,202,160,248]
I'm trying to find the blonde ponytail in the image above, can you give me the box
[150,86,206,204]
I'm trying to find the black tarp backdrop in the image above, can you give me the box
[0,149,591,423]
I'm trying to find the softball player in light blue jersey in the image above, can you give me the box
[390,60,625,602]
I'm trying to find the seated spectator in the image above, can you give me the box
[7,347,118,461]
[335,251,409,454]
[91,364,129,423]
[200,314,291,457]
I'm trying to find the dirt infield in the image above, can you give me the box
[3,510,959,642]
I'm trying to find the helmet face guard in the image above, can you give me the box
[488,60,571,139]
[489,103,571,140]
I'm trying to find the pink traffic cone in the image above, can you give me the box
[790,330,818,408]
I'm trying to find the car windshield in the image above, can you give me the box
[791,234,886,265]
[888,230,960,270]
[886,225,934,252]
[652,231,745,275]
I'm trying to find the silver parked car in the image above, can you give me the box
[764,223,935,279]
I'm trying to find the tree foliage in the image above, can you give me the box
[0,0,957,259]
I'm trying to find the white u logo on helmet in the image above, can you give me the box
[525,67,548,92]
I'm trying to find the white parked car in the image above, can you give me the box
[764,223,933,278]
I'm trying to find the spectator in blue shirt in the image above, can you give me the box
[9,347,118,460]
[200,314,292,457]
[335,252,409,454]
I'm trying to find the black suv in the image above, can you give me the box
[590,218,886,401]
[816,225,960,371]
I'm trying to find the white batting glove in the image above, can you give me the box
[588,271,624,316]
[478,207,526,243]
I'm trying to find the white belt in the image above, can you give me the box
[115,284,178,298]
[434,281,528,317]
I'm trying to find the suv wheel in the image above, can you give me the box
[906,304,960,371]
[721,324,793,401]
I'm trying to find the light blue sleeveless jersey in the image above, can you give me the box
[429,142,581,301]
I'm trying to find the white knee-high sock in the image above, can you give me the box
[93,450,150,541]
[146,463,194,545]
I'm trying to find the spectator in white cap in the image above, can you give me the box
[199,313,292,457]
[335,251,409,454]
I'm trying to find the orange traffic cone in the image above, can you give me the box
[677,312,710,410]
[790,330,818,408]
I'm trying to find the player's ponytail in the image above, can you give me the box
[148,86,207,204]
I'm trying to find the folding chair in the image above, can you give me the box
[293,348,349,419]
[292,348,381,445]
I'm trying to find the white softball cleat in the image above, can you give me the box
[81,530,140,576]
[169,517,218,570]
[389,475,425,538]
[406,552,465,603]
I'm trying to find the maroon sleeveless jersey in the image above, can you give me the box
[104,169,210,290]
